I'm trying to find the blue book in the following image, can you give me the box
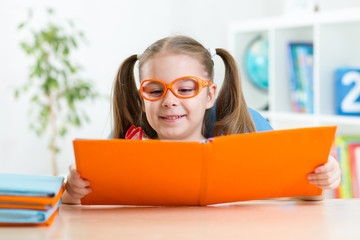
[305,46,314,114]
[0,174,64,197]
[294,43,313,114]
[0,199,61,224]
[288,42,314,113]
[335,136,360,198]
[288,43,301,112]
[302,44,314,114]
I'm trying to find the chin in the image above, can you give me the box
[159,131,186,140]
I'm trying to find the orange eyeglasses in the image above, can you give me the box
[139,76,212,101]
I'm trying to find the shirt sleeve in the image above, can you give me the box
[248,107,273,132]
[206,105,273,136]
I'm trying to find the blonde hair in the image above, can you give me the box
[111,35,255,139]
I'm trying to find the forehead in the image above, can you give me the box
[141,52,208,82]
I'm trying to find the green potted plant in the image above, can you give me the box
[16,9,99,176]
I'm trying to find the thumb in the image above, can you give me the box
[69,164,76,172]
[69,164,80,178]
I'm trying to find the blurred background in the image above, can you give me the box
[1,0,360,177]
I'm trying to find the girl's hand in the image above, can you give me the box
[62,164,92,204]
[307,155,341,190]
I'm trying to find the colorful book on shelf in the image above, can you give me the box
[73,126,336,206]
[291,43,305,112]
[295,44,308,113]
[287,43,301,112]
[335,136,360,198]
[287,42,313,114]
[303,45,314,114]
[0,174,65,226]
[348,142,360,198]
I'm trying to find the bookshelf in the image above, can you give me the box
[228,9,360,135]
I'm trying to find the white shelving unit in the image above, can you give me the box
[228,9,360,135]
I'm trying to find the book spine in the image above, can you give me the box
[335,137,353,198]
[288,43,300,112]
[294,45,308,113]
[304,45,314,114]
[356,147,360,198]
[336,146,342,198]
[349,144,360,198]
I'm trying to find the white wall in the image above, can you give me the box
[0,0,285,176]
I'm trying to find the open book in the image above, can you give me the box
[73,126,336,206]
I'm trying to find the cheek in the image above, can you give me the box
[143,101,149,113]
[197,92,211,106]
[144,102,158,119]
[185,95,208,113]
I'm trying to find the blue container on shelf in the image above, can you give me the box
[335,67,360,116]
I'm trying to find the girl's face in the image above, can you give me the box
[141,52,217,141]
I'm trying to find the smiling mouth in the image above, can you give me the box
[160,115,186,120]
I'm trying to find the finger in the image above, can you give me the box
[308,168,338,180]
[70,170,80,179]
[67,186,92,199]
[69,164,80,177]
[65,183,79,198]
[310,169,341,187]
[328,155,339,165]
[69,186,92,198]
[68,176,90,188]
[315,177,341,190]
[67,169,90,187]
[66,181,91,195]
[314,161,335,173]
[69,164,76,172]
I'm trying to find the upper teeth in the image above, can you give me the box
[164,116,183,119]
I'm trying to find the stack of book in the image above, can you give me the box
[287,42,314,114]
[0,174,65,226]
[332,136,360,198]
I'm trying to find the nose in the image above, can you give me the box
[161,89,179,108]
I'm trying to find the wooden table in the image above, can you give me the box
[1,199,359,240]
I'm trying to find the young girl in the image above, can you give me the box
[63,35,341,204]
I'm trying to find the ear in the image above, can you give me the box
[206,83,217,109]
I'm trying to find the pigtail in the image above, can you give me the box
[214,48,256,135]
[111,55,142,139]
[111,55,156,139]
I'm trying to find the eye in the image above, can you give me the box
[142,81,165,98]
[149,89,164,96]
[173,78,199,96]
[178,88,195,94]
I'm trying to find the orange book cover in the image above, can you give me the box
[73,126,336,206]
[0,183,65,210]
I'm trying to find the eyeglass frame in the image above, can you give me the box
[139,76,212,101]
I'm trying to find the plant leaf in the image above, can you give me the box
[18,22,26,30]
